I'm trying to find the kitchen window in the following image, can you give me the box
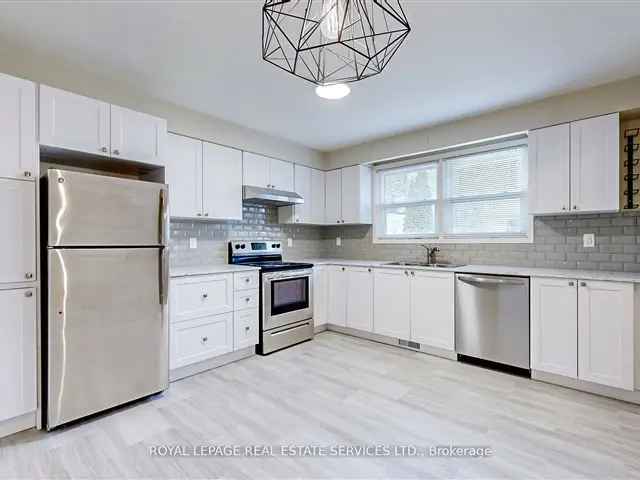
[374,139,530,243]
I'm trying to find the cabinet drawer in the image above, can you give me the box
[234,309,259,351]
[170,313,233,370]
[234,271,259,291]
[170,274,233,323]
[235,289,259,311]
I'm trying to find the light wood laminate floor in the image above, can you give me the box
[1,332,640,479]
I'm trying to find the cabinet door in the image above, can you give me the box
[410,271,454,350]
[270,158,294,191]
[39,85,110,157]
[243,152,270,188]
[570,113,620,213]
[373,269,410,339]
[346,267,374,332]
[0,287,37,422]
[528,124,571,215]
[325,169,341,224]
[578,280,634,390]
[294,164,312,223]
[110,105,167,165]
[0,73,36,181]
[311,169,326,224]
[328,266,347,327]
[313,266,328,327]
[0,179,36,284]
[234,309,259,351]
[203,142,243,220]
[170,312,233,369]
[165,133,203,218]
[531,277,578,378]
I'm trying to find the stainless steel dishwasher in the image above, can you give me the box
[455,274,530,371]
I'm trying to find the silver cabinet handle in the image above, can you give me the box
[99,147,108,153]
[580,281,587,287]
[24,291,33,298]
[24,171,32,178]
[568,281,575,286]
[25,272,33,279]
[113,149,120,155]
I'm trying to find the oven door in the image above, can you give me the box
[262,269,313,331]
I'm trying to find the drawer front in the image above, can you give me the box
[234,289,259,311]
[170,313,233,370]
[234,271,259,291]
[234,309,259,351]
[171,274,233,322]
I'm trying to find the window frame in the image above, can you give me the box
[373,138,533,244]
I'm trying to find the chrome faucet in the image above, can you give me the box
[420,245,440,265]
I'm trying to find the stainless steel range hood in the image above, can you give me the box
[243,185,304,206]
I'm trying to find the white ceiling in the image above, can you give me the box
[1,1,640,152]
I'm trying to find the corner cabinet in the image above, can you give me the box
[326,165,372,225]
[531,277,635,391]
[529,113,620,215]
[40,85,167,166]
[165,133,242,220]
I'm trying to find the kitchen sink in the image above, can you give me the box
[385,261,466,268]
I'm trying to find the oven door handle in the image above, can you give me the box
[263,269,313,281]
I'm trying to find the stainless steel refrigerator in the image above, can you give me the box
[44,169,169,429]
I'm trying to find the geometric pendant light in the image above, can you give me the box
[262,0,411,87]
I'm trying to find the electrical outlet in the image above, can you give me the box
[189,238,198,249]
[287,238,293,247]
[583,233,595,248]
[336,237,342,247]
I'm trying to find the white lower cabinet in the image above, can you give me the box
[410,271,455,350]
[313,266,328,327]
[531,277,635,391]
[345,267,373,332]
[234,309,259,351]
[171,313,234,369]
[374,269,410,339]
[328,266,347,327]
[170,274,234,323]
[0,288,37,423]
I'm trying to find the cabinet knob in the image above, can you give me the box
[202,293,209,299]
[573,205,578,210]
[99,147,108,153]
[204,213,209,217]
[245,326,251,332]
[341,267,345,271]
[580,281,587,287]
[24,171,32,178]
[245,277,250,283]
[367,268,372,273]
[112,149,120,156]
[336,220,340,223]
[404,270,408,276]
[411,271,415,276]
[245,297,251,302]
[201,336,208,344]
[24,291,33,298]
[562,206,566,211]
[568,281,575,286]
[25,272,33,279]
[196,213,202,217]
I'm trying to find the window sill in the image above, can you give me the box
[372,235,533,245]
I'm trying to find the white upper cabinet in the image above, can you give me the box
[570,113,620,213]
[311,168,326,224]
[410,271,454,351]
[0,287,37,423]
[40,85,110,157]
[345,267,374,332]
[0,179,36,284]
[243,152,293,191]
[328,266,347,327]
[166,133,203,218]
[529,123,571,215]
[203,141,243,220]
[578,280,634,390]
[325,169,341,224]
[0,73,36,181]
[110,105,166,165]
[528,113,620,215]
[270,157,294,191]
[531,277,578,378]
[243,152,270,188]
[374,269,410,339]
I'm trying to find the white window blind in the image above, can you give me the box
[374,141,530,243]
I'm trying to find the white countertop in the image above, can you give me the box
[298,258,640,283]
[170,264,259,278]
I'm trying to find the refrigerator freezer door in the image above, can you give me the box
[47,248,168,429]
[48,169,168,247]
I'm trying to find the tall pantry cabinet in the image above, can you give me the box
[0,72,38,438]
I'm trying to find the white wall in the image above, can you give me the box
[0,41,324,169]
[325,75,640,169]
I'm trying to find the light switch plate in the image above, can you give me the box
[287,238,293,247]
[336,237,342,247]
[189,237,198,249]
[583,233,595,248]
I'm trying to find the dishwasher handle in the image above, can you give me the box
[457,275,526,286]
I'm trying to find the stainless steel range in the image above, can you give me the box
[229,241,314,354]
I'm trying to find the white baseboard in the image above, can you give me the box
[325,324,457,361]
[0,411,36,439]
[170,347,255,382]
[314,323,328,334]
[532,370,640,405]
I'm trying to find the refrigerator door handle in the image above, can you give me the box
[159,248,169,305]
[159,187,168,246]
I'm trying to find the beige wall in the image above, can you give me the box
[325,75,640,169]
[0,41,324,169]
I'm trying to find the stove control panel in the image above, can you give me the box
[230,241,283,256]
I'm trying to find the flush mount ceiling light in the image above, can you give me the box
[262,0,411,88]
[315,83,351,99]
